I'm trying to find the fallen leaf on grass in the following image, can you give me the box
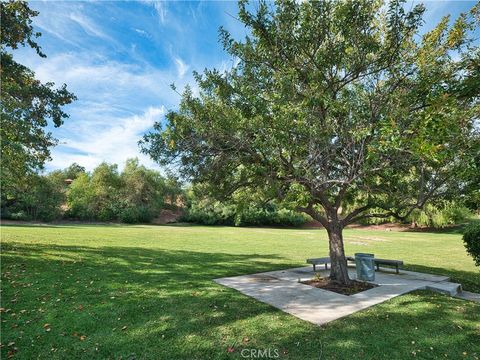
[79,335,86,341]
[7,349,17,358]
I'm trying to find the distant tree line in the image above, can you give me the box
[180,185,310,227]
[180,186,474,229]
[0,158,474,227]
[1,159,183,223]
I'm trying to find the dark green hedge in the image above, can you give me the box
[463,222,480,267]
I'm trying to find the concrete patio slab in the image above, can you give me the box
[426,282,462,296]
[455,290,480,302]
[214,266,470,326]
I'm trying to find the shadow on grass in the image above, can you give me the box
[2,242,479,359]
[1,242,298,358]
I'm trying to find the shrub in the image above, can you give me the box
[9,211,30,221]
[2,174,65,222]
[275,208,309,227]
[408,201,472,228]
[180,199,308,227]
[180,201,236,225]
[2,159,180,224]
[463,222,480,267]
[66,159,173,223]
[234,207,308,227]
[118,206,153,224]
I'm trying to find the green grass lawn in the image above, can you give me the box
[1,224,479,359]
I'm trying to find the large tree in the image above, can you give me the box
[142,0,480,285]
[1,1,76,196]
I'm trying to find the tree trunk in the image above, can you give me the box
[327,220,351,285]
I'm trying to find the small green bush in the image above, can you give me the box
[118,206,153,224]
[409,202,472,228]
[181,200,308,227]
[180,201,236,225]
[463,222,480,267]
[9,211,30,221]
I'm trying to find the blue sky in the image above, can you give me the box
[14,1,478,172]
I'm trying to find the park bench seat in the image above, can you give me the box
[373,258,403,274]
[306,257,330,271]
[306,256,403,274]
[306,256,355,271]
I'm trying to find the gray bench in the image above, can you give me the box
[373,258,403,274]
[306,256,355,271]
[306,257,330,271]
[306,256,403,274]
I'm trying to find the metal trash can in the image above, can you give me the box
[355,253,375,281]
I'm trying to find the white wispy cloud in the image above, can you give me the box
[173,57,189,78]
[29,52,184,108]
[31,3,121,51]
[140,0,167,25]
[19,1,251,172]
[17,50,195,171]
[134,28,150,38]
[153,1,167,24]
[69,12,112,41]
[50,106,165,170]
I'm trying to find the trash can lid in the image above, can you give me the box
[354,253,374,258]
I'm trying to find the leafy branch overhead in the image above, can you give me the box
[0,0,77,193]
[142,0,479,284]
[142,0,479,227]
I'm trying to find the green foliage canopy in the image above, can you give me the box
[0,0,76,195]
[66,159,174,223]
[463,222,480,267]
[142,0,480,283]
